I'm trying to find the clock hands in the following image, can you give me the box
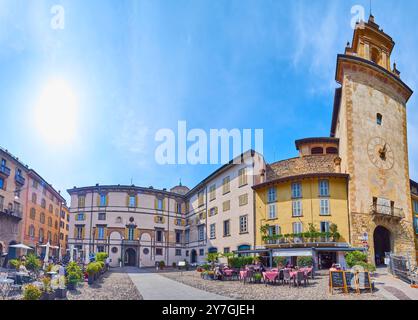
[379,143,387,160]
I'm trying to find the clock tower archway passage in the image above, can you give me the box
[373,226,391,266]
[332,15,416,265]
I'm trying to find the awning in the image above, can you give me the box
[9,244,34,250]
[272,249,313,257]
[313,247,366,252]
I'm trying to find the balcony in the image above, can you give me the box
[370,204,404,222]
[262,233,343,249]
[0,207,23,220]
[15,174,25,185]
[0,165,11,177]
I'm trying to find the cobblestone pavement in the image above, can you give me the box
[67,268,143,300]
[161,270,385,300]
[372,268,418,300]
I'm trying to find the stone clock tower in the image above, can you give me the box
[331,15,416,265]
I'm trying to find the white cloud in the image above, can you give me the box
[111,107,150,165]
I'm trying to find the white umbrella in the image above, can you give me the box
[44,242,50,266]
[84,245,90,265]
[9,243,33,250]
[69,245,74,262]
[58,247,62,262]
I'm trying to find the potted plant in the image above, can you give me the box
[86,262,98,285]
[253,272,263,283]
[65,262,83,290]
[55,276,67,299]
[9,259,21,270]
[40,277,55,300]
[158,261,165,270]
[23,284,42,300]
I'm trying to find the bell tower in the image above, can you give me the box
[331,15,416,265]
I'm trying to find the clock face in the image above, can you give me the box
[367,137,394,170]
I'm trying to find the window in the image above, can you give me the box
[100,194,107,206]
[156,230,163,242]
[157,198,163,210]
[320,199,330,215]
[40,213,45,224]
[176,202,182,214]
[0,178,4,190]
[78,196,86,208]
[209,184,216,201]
[30,208,36,220]
[239,215,248,233]
[175,230,182,244]
[98,212,106,220]
[209,207,218,217]
[29,225,35,238]
[127,227,134,240]
[77,213,85,221]
[267,225,280,244]
[47,231,52,242]
[199,249,204,256]
[198,225,205,241]
[223,200,230,212]
[319,180,329,197]
[413,200,418,214]
[414,217,418,234]
[268,204,277,219]
[239,193,248,206]
[293,222,303,234]
[268,188,277,203]
[48,217,52,227]
[326,147,338,154]
[97,226,105,240]
[210,224,216,239]
[198,191,204,207]
[41,199,46,209]
[175,249,182,256]
[75,226,83,239]
[54,220,58,229]
[291,182,302,198]
[39,228,44,242]
[320,221,330,241]
[48,204,53,213]
[55,208,59,217]
[238,168,247,187]
[97,246,105,253]
[31,193,37,204]
[53,234,58,244]
[292,200,302,217]
[0,195,3,211]
[60,233,64,240]
[1,159,5,167]
[311,147,324,155]
[223,220,230,237]
[185,229,190,243]
[155,248,163,256]
[224,247,230,254]
[175,218,182,226]
[129,195,136,207]
[222,176,230,194]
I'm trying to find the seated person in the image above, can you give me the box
[329,264,338,272]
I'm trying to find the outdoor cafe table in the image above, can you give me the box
[262,271,279,284]
[0,279,14,300]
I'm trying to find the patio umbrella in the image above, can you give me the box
[84,245,90,265]
[69,245,74,262]
[58,247,62,262]
[43,242,51,268]
[9,243,33,250]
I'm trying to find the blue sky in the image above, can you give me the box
[0,0,417,202]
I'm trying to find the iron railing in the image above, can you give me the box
[15,174,25,185]
[0,165,11,176]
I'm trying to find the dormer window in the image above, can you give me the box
[377,113,383,125]
[311,147,324,155]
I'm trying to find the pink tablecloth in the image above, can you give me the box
[223,270,234,277]
[263,272,278,282]
[239,270,248,280]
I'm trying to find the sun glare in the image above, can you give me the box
[34,78,78,145]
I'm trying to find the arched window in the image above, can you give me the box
[311,147,324,155]
[30,208,36,220]
[40,212,45,224]
[371,47,380,64]
[29,225,35,238]
[39,228,44,242]
[48,217,52,227]
[115,217,122,224]
[326,147,338,155]
[377,113,383,125]
[32,193,37,204]
[208,247,218,254]
[41,199,46,209]
[49,204,53,213]
[55,208,59,216]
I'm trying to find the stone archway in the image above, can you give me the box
[373,226,392,266]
